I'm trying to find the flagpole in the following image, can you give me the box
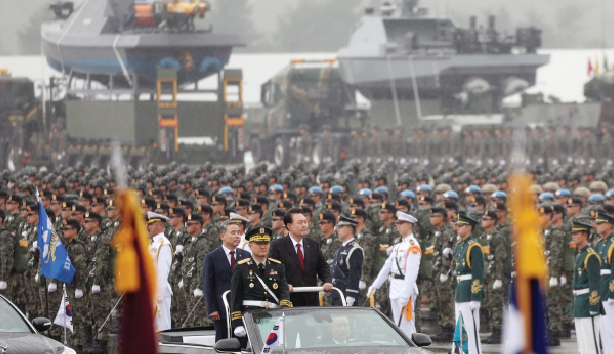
[63,285,67,345]
[282,312,286,354]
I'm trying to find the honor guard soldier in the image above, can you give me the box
[331,216,364,306]
[453,212,484,354]
[368,211,421,336]
[591,210,614,354]
[231,226,291,346]
[146,212,174,332]
[570,220,603,354]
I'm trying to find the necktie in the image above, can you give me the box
[258,263,266,277]
[230,250,235,270]
[296,243,304,270]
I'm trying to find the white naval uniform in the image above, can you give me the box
[150,232,173,332]
[372,234,421,336]
[238,234,252,254]
[602,299,614,354]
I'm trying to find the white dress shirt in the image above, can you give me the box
[222,244,237,265]
[290,235,304,254]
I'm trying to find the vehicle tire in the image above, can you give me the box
[249,137,262,163]
[273,137,288,167]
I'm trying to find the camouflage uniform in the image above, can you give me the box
[0,224,14,300]
[65,238,90,350]
[432,224,456,331]
[182,232,213,327]
[374,223,400,318]
[202,222,220,249]
[319,232,342,261]
[488,221,512,336]
[24,224,42,317]
[356,227,376,306]
[167,226,188,327]
[86,229,113,342]
[9,214,28,311]
[545,224,566,336]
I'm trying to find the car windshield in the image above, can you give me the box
[249,308,409,350]
[0,298,32,333]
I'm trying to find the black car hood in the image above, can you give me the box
[0,333,64,354]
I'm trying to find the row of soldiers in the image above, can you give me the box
[1,157,614,350]
[304,124,614,166]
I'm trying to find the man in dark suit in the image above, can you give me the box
[268,208,332,307]
[203,220,250,341]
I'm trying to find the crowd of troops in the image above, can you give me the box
[301,124,614,167]
[0,153,613,353]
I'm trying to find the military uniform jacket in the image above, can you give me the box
[331,239,364,298]
[11,216,28,274]
[65,238,88,291]
[454,236,484,303]
[202,222,220,249]
[0,226,14,281]
[356,227,376,283]
[544,224,566,279]
[433,224,456,277]
[595,233,614,302]
[181,233,211,293]
[150,232,173,298]
[372,234,421,300]
[319,232,342,261]
[86,230,112,287]
[487,229,510,282]
[571,245,603,317]
[230,257,291,329]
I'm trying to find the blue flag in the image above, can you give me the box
[38,202,75,284]
[452,311,468,354]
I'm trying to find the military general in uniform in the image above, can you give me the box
[230,226,291,347]
[147,211,173,332]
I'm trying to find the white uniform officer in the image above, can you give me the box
[147,211,173,332]
[368,211,421,336]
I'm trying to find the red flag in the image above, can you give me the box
[588,57,593,76]
[112,191,157,354]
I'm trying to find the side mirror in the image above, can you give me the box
[32,317,52,333]
[411,333,432,347]
[214,337,242,352]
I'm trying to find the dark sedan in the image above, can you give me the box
[0,295,76,354]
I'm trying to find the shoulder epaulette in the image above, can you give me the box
[237,258,251,265]
[268,258,281,264]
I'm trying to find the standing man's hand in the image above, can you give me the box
[288,285,293,293]
[209,311,220,321]
[322,283,333,292]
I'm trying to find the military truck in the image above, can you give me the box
[247,59,368,167]
[0,68,244,170]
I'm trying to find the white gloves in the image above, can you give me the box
[92,284,101,293]
[75,289,83,298]
[590,311,598,316]
[559,276,567,286]
[175,245,184,255]
[178,280,184,289]
[359,281,366,291]
[0,281,6,290]
[439,273,448,283]
[193,288,203,297]
[469,301,480,310]
[492,280,502,290]
[549,277,558,288]
[442,248,453,258]
[400,298,409,307]
[32,241,38,251]
[367,285,376,297]
[48,282,57,292]
[386,246,394,256]
[35,273,39,283]
[234,326,246,337]
[346,296,355,306]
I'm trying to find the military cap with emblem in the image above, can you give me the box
[301,205,313,216]
[194,189,210,198]
[590,209,614,224]
[92,197,107,207]
[277,201,292,209]
[219,209,234,217]
[79,191,93,201]
[7,194,22,204]
[62,200,75,209]
[187,213,204,223]
[395,199,410,208]
[299,197,315,207]
[396,211,418,223]
[537,205,553,214]
[155,202,170,212]
[455,212,478,226]
[169,207,187,218]
[369,193,384,202]
[272,209,286,218]
[551,204,565,214]
[418,195,433,204]
[164,194,178,203]
[482,209,497,219]
[179,200,194,210]
[319,211,337,225]
[381,203,397,214]
[566,198,583,206]
[62,218,81,230]
[571,220,592,232]
[141,197,156,209]
[326,202,342,212]
[429,207,447,217]
[337,215,358,227]
[236,198,250,207]
[72,204,87,213]
[103,188,114,196]
[230,212,249,224]
[326,193,342,202]
[351,208,368,219]
[84,211,102,223]
[348,198,365,207]
[237,192,251,201]
[146,211,169,224]
[248,204,263,216]
[211,196,227,206]
[245,226,273,242]
[253,196,269,206]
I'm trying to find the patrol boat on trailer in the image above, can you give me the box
[41,0,244,91]
[337,0,549,112]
